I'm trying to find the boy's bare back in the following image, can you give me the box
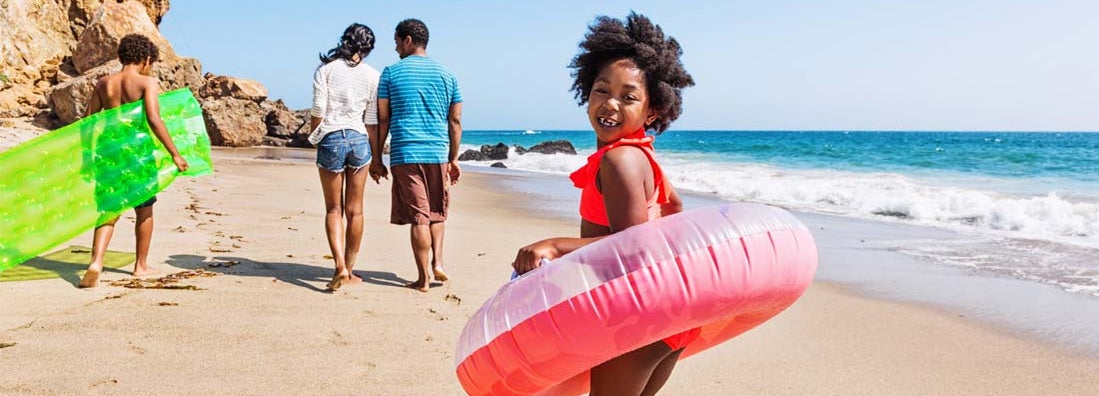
[90,72,158,112]
[86,67,164,119]
[81,34,188,173]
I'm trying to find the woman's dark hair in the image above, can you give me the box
[320,23,375,64]
[395,18,429,47]
[118,34,160,65]
[569,12,695,133]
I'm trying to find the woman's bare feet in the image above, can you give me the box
[79,265,102,288]
[327,274,350,291]
[432,267,449,282]
[327,266,360,291]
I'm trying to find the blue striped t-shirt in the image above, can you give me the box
[378,56,462,165]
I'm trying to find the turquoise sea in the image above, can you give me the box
[461,130,1099,298]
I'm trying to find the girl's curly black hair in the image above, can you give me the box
[569,12,695,133]
[320,23,375,65]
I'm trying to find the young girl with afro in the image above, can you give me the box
[511,12,696,396]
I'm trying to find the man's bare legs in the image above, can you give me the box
[132,205,157,277]
[342,168,369,285]
[79,216,120,288]
[319,168,349,290]
[408,221,448,291]
[408,224,432,292]
[429,222,448,282]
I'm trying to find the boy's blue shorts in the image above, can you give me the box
[135,196,156,209]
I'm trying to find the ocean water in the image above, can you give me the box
[460,130,1099,298]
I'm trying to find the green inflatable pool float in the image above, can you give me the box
[0,88,213,271]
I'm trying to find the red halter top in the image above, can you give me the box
[569,129,671,227]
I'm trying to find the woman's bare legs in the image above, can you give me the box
[342,167,369,284]
[319,168,349,290]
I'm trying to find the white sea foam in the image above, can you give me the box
[460,145,1099,250]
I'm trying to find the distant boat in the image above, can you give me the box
[523,129,540,135]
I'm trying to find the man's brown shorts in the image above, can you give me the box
[390,163,449,225]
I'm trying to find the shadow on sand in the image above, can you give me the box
[16,258,131,288]
[165,254,417,293]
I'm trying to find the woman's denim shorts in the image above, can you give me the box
[316,129,371,172]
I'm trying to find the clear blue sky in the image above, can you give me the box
[160,0,1098,131]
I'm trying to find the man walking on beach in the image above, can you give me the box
[371,18,462,292]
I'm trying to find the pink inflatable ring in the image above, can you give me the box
[455,203,818,395]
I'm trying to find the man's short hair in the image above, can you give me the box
[395,19,429,48]
[118,34,160,65]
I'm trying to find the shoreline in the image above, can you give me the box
[462,159,1099,358]
[217,146,1099,357]
[0,148,1097,394]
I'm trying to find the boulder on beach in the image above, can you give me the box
[459,149,487,161]
[526,140,576,155]
[481,143,509,160]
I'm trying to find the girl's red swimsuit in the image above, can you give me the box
[569,129,701,351]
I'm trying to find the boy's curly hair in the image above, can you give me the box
[118,34,160,65]
[570,12,694,133]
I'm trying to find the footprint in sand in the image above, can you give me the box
[329,330,349,346]
[89,379,118,388]
[444,294,462,305]
[428,308,448,321]
[128,342,146,355]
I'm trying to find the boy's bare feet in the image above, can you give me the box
[432,267,449,282]
[348,272,364,285]
[79,266,102,288]
[405,280,429,293]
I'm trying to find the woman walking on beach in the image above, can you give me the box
[309,23,382,291]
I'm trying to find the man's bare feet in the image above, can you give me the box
[79,266,102,288]
[347,272,364,285]
[405,280,429,293]
[432,267,449,282]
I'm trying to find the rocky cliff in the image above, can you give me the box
[0,0,308,147]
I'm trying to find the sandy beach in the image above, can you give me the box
[2,149,1098,395]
